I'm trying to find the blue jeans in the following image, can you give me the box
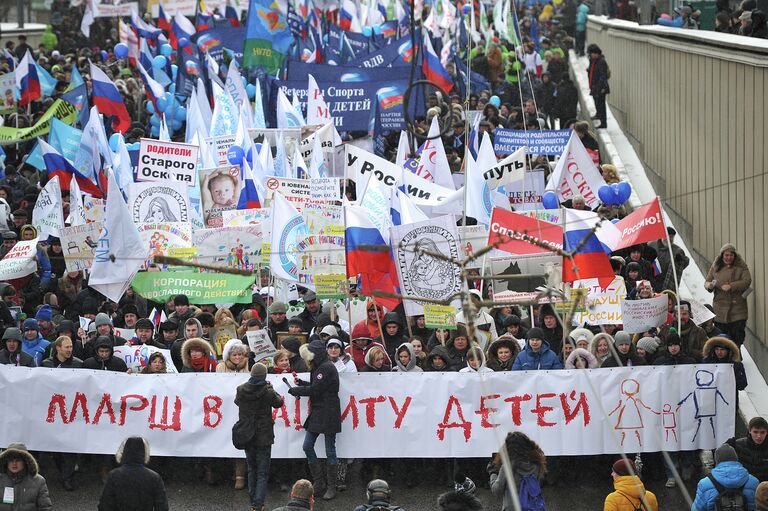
[303,431,338,465]
[245,445,271,507]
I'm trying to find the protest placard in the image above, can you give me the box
[424,304,457,329]
[314,274,348,299]
[246,331,279,361]
[264,176,313,211]
[622,295,669,333]
[131,272,256,304]
[493,129,571,155]
[310,177,341,200]
[112,345,177,373]
[128,182,191,224]
[0,72,17,115]
[206,134,236,166]
[506,171,546,211]
[199,165,242,227]
[137,223,193,270]
[490,253,562,303]
[59,223,102,272]
[83,197,105,224]
[572,277,627,325]
[222,208,271,228]
[488,208,564,256]
[0,239,39,280]
[137,139,199,187]
[193,226,265,271]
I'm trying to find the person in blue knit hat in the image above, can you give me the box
[34,304,56,341]
[21,318,50,366]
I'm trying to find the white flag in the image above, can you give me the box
[480,146,527,190]
[89,170,148,302]
[270,192,310,282]
[306,74,333,126]
[414,116,455,190]
[277,88,305,128]
[545,131,607,209]
[32,176,64,239]
[68,174,86,226]
[308,133,327,178]
[395,131,411,168]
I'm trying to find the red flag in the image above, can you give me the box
[488,208,564,255]
[613,197,667,250]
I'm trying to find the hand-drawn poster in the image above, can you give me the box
[83,197,105,224]
[193,226,265,272]
[391,215,462,317]
[59,222,103,272]
[199,165,242,227]
[222,208,271,228]
[458,225,488,270]
[128,182,191,224]
[298,203,345,287]
[137,223,193,270]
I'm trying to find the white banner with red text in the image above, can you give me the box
[0,365,735,458]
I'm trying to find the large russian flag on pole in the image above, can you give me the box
[89,63,131,134]
[345,204,400,310]
[137,61,165,112]
[16,50,41,107]
[562,208,616,290]
[421,33,454,93]
[158,1,172,32]
[39,139,103,198]
[171,12,196,53]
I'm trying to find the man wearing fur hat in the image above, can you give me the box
[0,443,52,510]
[98,437,167,511]
[287,340,341,501]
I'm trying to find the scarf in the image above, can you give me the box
[190,356,209,371]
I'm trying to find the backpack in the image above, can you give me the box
[708,475,748,511]
[617,491,650,511]
[362,505,403,511]
[518,473,546,511]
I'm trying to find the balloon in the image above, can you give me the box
[150,125,160,137]
[185,60,200,76]
[228,146,245,166]
[373,24,382,35]
[101,50,108,61]
[146,101,155,114]
[152,55,167,68]
[114,43,129,58]
[171,64,178,80]
[174,106,187,120]
[489,95,501,108]
[129,142,141,151]
[610,183,622,204]
[611,218,620,224]
[362,26,372,37]
[169,83,177,94]
[617,181,632,203]
[598,185,614,205]
[462,4,471,14]
[172,119,183,130]
[108,133,123,152]
[160,43,173,57]
[542,191,559,210]
[157,96,169,113]
[149,114,161,127]
[178,37,189,48]
[246,83,256,100]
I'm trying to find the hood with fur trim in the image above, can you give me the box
[115,436,150,465]
[222,338,248,362]
[463,346,488,372]
[703,336,741,362]
[0,443,38,476]
[590,332,615,360]
[437,490,483,511]
[300,339,328,368]
[565,347,599,369]
[181,337,215,367]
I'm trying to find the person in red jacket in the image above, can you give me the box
[345,323,390,371]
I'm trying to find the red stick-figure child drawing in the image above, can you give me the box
[677,369,728,442]
[662,404,678,443]
[609,379,660,446]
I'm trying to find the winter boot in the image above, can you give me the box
[323,464,338,500]
[308,462,326,497]
[336,460,347,491]
[234,460,247,490]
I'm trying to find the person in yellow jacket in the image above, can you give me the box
[604,459,658,511]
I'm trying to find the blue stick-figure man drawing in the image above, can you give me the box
[676,369,729,442]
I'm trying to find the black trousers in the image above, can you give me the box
[593,92,607,126]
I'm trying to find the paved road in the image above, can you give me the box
[41,454,696,510]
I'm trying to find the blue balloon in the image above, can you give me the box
[129,142,141,151]
[157,97,169,113]
[101,50,108,61]
[169,83,177,95]
[160,43,173,57]
[172,119,183,131]
[228,146,245,166]
[146,101,156,114]
[150,125,160,137]
[174,106,187,120]
[362,26,372,37]
[372,24,382,35]
[246,147,254,167]
[152,55,167,68]
[149,114,161,127]
[598,184,614,205]
[542,191,559,210]
[109,133,123,152]
[617,181,632,203]
[610,183,622,204]
[489,95,501,108]
[462,4,472,14]
[114,43,129,59]
[611,218,620,224]
[246,83,256,100]
[178,37,189,48]
[171,64,178,80]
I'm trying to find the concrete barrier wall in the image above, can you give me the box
[585,16,768,368]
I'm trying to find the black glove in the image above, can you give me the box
[287,387,300,397]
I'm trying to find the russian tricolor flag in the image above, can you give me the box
[39,139,103,198]
[237,160,262,210]
[171,12,196,54]
[16,50,41,107]
[562,209,616,290]
[158,1,172,32]
[225,2,240,26]
[345,204,400,310]
[137,61,165,113]
[89,62,131,134]
[421,34,454,93]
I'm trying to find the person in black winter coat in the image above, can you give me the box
[377,312,409,361]
[727,416,768,482]
[652,333,697,365]
[295,291,321,334]
[587,44,610,128]
[0,327,35,367]
[83,336,129,372]
[98,437,168,511]
[600,331,647,368]
[702,336,748,406]
[235,363,284,510]
[539,305,564,355]
[288,339,341,501]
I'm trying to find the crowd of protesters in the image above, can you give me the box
[0,0,766,510]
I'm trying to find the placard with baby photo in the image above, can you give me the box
[198,165,242,228]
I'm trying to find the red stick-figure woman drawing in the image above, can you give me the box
[662,404,678,443]
[608,379,660,446]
